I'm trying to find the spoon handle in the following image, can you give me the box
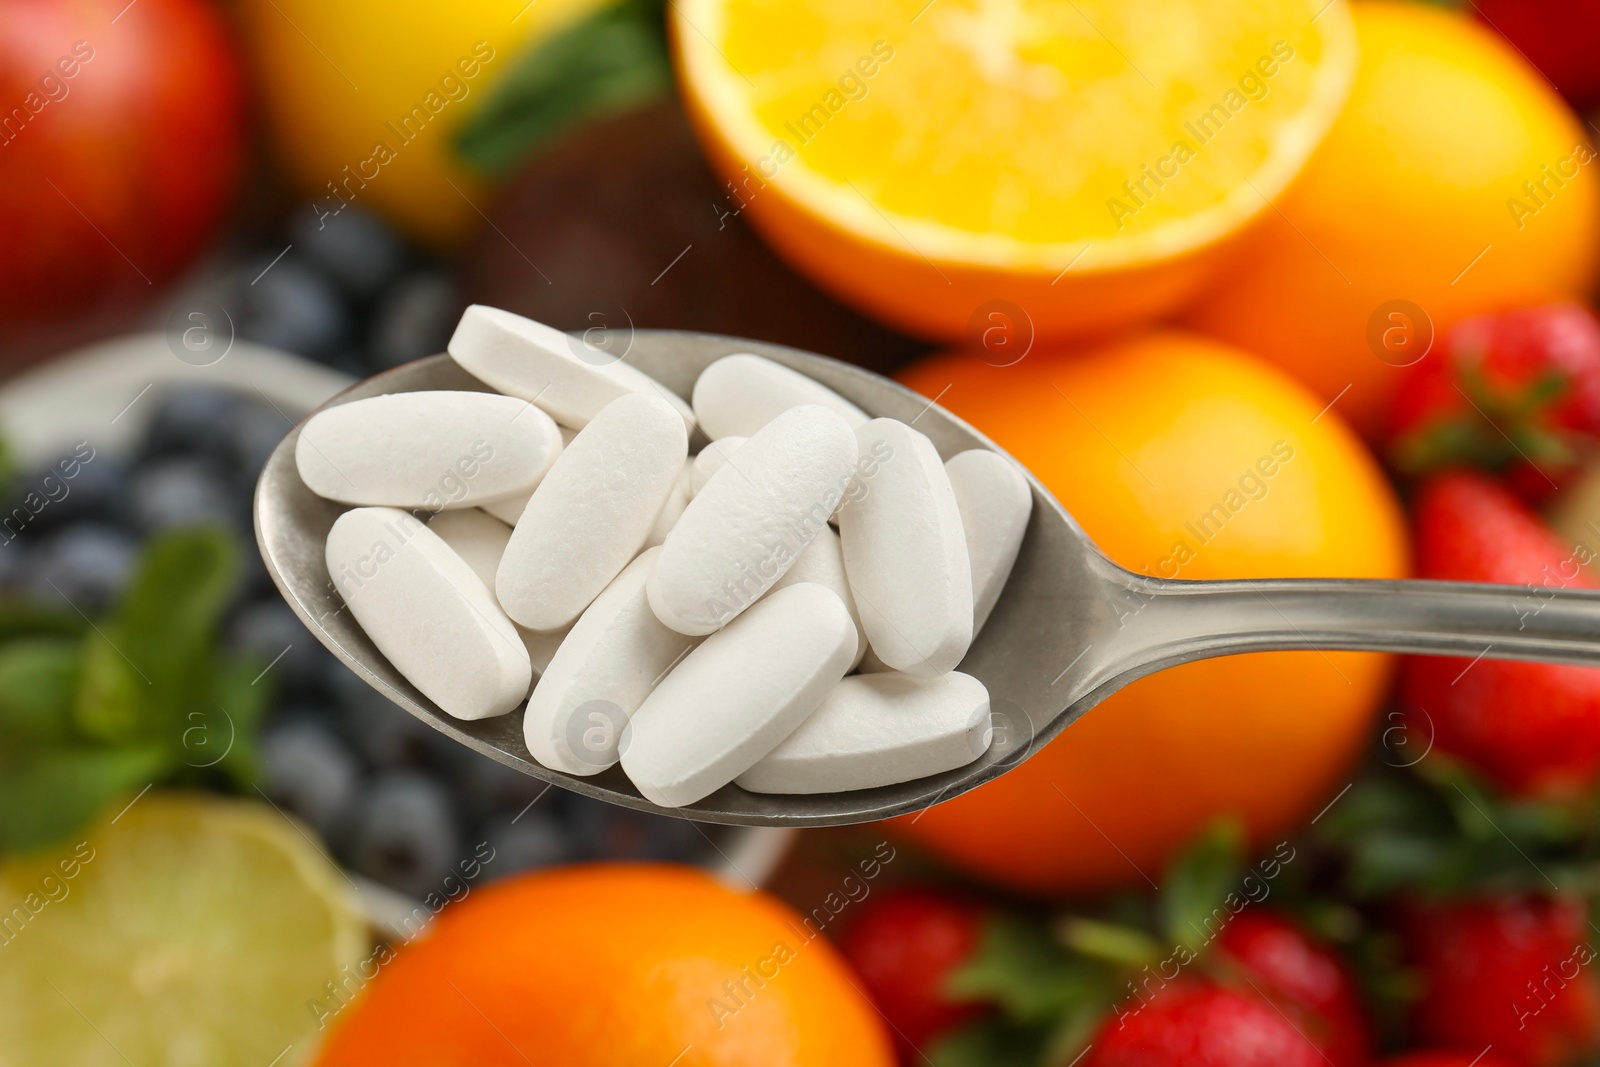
[1119,575,1600,670]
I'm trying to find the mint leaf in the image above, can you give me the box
[0,637,81,745]
[195,656,271,786]
[73,527,239,746]
[0,745,171,852]
[1160,819,1245,952]
[455,0,672,176]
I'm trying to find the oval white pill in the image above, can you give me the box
[769,525,866,669]
[692,353,869,440]
[525,548,698,777]
[521,625,568,676]
[427,509,512,591]
[326,507,530,720]
[689,435,746,497]
[448,305,694,432]
[946,449,1032,635]
[622,583,856,807]
[296,391,561,510]
[497,393,687,631]
[736,671,992,795]
[649,405,858,636]
[839,419,973,676]
[479,425,574,525]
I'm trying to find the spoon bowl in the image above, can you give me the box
[256,331,1600,826]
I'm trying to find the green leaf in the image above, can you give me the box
[949,915,1106,1025]
[925,1016,1051,1067]
[0,744,172,852]
[1159,819,1245,952]
[455,0,672,176]
[0,638,81,745]
[194,656,271,786]
[1054,917,1161,968]
[73,527,240,746]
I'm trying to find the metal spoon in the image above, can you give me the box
[255,330,1600,827]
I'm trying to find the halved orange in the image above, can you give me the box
[673,0,1359,343]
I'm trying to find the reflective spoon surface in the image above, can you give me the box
[255,331,1600,827]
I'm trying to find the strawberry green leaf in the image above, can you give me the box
[925,1015,1050,1067]
[949,914,1108,1024]
[1160,819,1245,952]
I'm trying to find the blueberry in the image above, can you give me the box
[346,770,462,897]
[225,399,291,482]
[291,205,407,300]
[427,738,548,822]
[261,718,362,843]
[13,452,130,534]
[129,456,242,533]
[26,524,138,613]
[561,794,704,862]
[225,600,323,693]
[367,271,458,370]
[0,540,33,596]
[477,813,569,877]
[237,256,351,359]
[141,385,243,459]
[325,661,436,767]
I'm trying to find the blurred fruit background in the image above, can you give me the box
[5,0,1600,1063]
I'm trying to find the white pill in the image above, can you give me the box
[648,405,858,636]
[769,526,866,669]
[839,419,973,676]
[736,672,992,794]
[296,391,561,510]
[946,450,1032,635]
[325,507,530,720]
[448,305,694,432]
[645,482,689,549]
[480,425,577,525]
[497,393,687,631]
[427,509,512,590]
[693,353,869,440]
[689,436,747,497]
[525,548,698,776]
[622,583,856,807]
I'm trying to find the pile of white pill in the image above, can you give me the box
[302,305,1032,807]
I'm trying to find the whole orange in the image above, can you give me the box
[1186,0,1600,439]
[313,865,893,1067]
[892,332,1409,896]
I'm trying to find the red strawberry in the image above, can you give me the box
[1083,981,1329,1067]
[1381,1054,1520,1067]
[1401,471,1600,796]
[1406,895,1600,1066]
[838,888,988,1060]
[1214,910,1371,1066]
[1388,303,1600,500]
[1471,0,1600,107]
